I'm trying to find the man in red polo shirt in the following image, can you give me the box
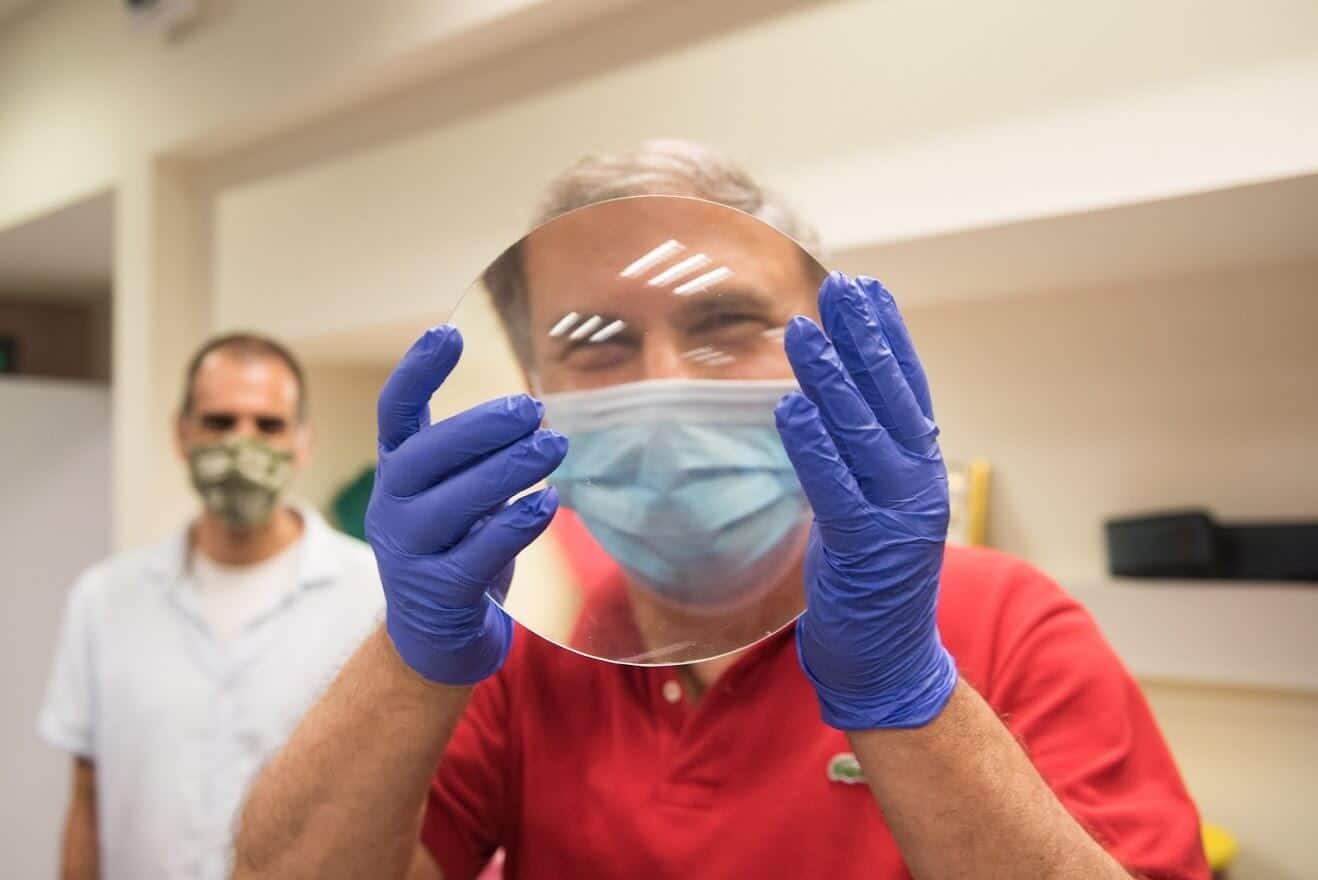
[234,141,1209,880]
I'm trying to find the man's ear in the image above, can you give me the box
[293,420,313,470]
[174,413,189,462]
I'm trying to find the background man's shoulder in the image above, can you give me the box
[68,537,179,605]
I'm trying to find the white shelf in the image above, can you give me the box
[1066,579,1318,694]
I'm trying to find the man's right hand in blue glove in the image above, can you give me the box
[234,326,565,878]
[366,325,568,685]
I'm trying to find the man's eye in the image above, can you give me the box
[256,417,289,435]
[692,313,768,335]
[200,414,237,431]
[564,340,634,371]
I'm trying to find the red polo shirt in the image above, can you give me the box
[421,545,1209,879]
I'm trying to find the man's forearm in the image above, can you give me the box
[233,625,470,880]
[849,679,1130,880]
[60,757,98,880]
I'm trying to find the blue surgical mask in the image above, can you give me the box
[543,378,809,610]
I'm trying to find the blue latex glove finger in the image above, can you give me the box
[774,392,875,558]
[820,273,936,453]
[383,489,559,683]
[445,487,560,587]
[381,394,545,497]
[381,554,512,685]
[382,429,567,556]
[784,315,904,505]
[377,326,462,452]
[856,276,933,421]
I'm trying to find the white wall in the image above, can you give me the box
[0,378,111,879]
[904,261,1318,580]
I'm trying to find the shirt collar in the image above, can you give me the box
[145,502,342,590]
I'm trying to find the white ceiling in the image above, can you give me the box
[834,173,1318,309]
[0,192,113,301]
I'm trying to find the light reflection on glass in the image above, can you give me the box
[548,312,582,337]
[674,266,734,296]
[568,314,605,341]
[589,319,626,343]
[681,345,736,367]
[619,239,685,278]
[647,253,711,287]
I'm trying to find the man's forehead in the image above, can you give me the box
[521,198,813,317]
[191,351,298,406]
[526,198,795,267]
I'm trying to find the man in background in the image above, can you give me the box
[38,333,382,879]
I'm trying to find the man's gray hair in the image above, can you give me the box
[482,139,822,366]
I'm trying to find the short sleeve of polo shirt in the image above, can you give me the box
[38,571,98,758]
[944,550,1209,880]
[421,653,513,880]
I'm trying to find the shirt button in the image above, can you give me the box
[662,680,682,704]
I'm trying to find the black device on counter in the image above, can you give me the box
[1104,509,1318,582]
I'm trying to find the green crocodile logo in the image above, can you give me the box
[827,752,864,784]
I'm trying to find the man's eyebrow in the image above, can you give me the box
[195,408,289,419]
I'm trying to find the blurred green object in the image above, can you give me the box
[330,465,374,541]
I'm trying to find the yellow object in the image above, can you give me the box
[965,459,991,546]
[1202,823,1238,871]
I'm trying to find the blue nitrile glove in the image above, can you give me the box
[366,325,568,685]
[775,272,958,730]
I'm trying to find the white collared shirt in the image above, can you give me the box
[38,505,384,880]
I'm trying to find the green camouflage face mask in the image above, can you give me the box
[187,436,295,528]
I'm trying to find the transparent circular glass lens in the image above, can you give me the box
[436,196,826,665]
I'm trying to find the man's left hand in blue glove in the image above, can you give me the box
[774,272,1132,880]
